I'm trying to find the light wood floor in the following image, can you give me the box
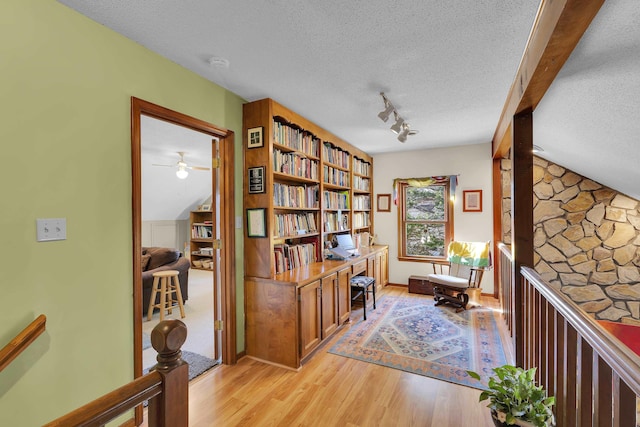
[144,286,514,427]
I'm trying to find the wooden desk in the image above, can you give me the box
[245,245,388,369]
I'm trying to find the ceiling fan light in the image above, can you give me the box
[176,168,189,179]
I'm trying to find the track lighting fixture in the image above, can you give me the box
[377,97,394,122]
[397,123,411,143]
[399,123,419,143]
[378,92,418,142]
[390,112,404,134]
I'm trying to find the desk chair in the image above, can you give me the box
[350,275,376,320]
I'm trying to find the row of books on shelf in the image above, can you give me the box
[274,212,318,237]
[274,241,318,274]
[273,149,319,180]
[191,225,212,239]
[353,212,371,228]
[323,212,349,232]
[322,142,350,169]
[352,195,370,210]
[323,165,350,187]
[353,176,371,191]
[353,158,371,177]
[272,120,320,157]
[273,183,319,208]
[323,190,349,210]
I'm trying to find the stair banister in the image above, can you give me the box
[0,314,47,372]
[44,319,188,427]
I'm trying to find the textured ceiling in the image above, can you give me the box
[58,0,640,199]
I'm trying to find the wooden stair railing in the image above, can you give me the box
[44,320,189,427]
[0,314,47,372]
[497,243,513,337]
[520,266,640,427]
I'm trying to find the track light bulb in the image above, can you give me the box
[390,115,404,134]
[378,103,394,122]
[397,124,410,143]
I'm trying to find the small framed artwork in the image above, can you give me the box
[247,126,264,149]
[247,208,267,238]
[199,204,211,211]
[377,194,391,212]
[463,190,483,212]
[248,166,265,194]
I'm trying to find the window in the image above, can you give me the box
[398,180,453,261]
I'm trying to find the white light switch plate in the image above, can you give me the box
[37,218,67,242]
[235,216,242,229]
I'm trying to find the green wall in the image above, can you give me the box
[0,1,245,425]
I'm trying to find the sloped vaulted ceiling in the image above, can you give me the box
[58,0,640,199]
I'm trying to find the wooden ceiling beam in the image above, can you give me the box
[492,0,605,158]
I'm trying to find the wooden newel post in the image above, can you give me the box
[147,319,189,427]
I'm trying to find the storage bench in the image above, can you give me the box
[408,275,434,295]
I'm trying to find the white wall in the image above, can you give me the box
[141,219,189,251]
[373,142,495,294]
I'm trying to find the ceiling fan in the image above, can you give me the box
[152,151,210,179]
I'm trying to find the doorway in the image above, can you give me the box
[140,115,217,368]
[131,98,236,424]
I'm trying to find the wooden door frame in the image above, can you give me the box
[131,97,236,425]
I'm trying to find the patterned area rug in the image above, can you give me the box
[328,296,507,390]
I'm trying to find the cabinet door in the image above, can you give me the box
[375,252,382,291]
[299,280,321,359]
[381,248,389,285]
[321,273,338,338]
[337,267,351,324]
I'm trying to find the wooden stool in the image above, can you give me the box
[147,270,185,321]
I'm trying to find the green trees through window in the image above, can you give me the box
[399,182,452,260]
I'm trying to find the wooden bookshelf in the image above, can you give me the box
[243,98,382,369]
[243,98,374,279]
[189,210,214,270]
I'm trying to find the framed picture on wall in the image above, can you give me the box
[247,208,267,237]
[463,190,483,212]
[247,126,264,149]
[248,166,265,194]
[377,194,391,212]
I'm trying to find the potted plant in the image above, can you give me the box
[467,365,555,427]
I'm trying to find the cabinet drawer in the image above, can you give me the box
[352,260,367,276]
[408,275,434,295]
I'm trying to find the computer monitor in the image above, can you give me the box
[336,234,356,250]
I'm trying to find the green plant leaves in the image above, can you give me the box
[467,364,556,427]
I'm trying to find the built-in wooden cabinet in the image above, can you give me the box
[243,98,383,369]
[245,246,388,369]
[189,210,214,270]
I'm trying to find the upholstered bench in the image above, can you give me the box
[350,276,376,320]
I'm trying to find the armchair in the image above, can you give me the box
[428,241,490,311]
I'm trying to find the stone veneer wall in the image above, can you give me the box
[501,156,640,324]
